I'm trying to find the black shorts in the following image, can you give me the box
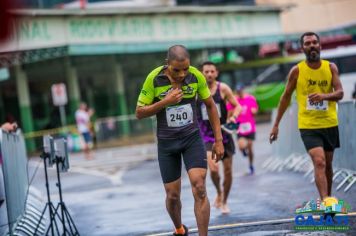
[205,134,235,159]
[299,126,340,152]
[157,130,207,184]
[237,132,255,140]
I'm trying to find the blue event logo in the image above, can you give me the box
[294,197,351,231]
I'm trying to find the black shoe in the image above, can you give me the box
[173,224,188,236]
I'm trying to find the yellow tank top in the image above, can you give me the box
[296,60,338,129]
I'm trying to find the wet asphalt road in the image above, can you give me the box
[28,123,356,235]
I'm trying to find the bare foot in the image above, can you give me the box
[221,203,231,214]
[213,194,222,208]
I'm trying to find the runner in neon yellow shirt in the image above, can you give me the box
[136,45,224,236]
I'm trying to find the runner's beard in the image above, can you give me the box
[306,49,320,62]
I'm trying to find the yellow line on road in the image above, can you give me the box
[146,212,356,236]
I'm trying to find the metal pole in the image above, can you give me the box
[55,158,67,236]
[59,105,67,127]
[43,153,55,236]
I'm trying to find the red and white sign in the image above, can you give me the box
[51,83,68,106]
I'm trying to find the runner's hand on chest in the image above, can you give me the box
[164,88,183,105]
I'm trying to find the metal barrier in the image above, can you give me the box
[333,101,356,192]
[264,101,356,193]
[0,130,45,236]
[0,130,28,234]
[0,165,7,236]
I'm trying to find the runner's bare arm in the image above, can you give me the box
[136,88,183,119]
[308,63,343,102]
[317,63,343,103]
[251,107,258,115]
[270,66,298,143]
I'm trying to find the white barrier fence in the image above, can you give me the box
[264,101,356,193]
[0,130,45,236]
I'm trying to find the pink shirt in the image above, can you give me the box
[227,94,258,135]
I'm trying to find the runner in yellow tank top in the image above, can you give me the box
[269,32,343,203]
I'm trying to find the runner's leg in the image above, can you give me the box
[325,151,334,196]
[309,147,328,200]
[207,151,222,208]
[247,139,254,174]
[188,168,209,236]
[221,156,232,214]
[164,179,182,229]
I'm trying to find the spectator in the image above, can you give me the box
[75,102,94,160]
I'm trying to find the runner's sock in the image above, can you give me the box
[175,225,185,235]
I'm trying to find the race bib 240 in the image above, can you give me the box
[166,104,193,127]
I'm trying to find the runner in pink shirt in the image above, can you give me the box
[227,83,258,175]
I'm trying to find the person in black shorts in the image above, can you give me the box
[136,45,224,236]
[270,32,343,202]
[197,61,241,214]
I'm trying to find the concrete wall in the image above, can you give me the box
[256,0,356,33]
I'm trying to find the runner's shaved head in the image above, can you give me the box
[167,45,190,62]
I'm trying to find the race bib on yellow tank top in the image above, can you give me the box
[306,98,328,111]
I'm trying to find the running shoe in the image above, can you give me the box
[173,224,188,236]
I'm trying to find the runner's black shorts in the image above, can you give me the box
[205,134,235,159]
[157,130,207,184]
[237,132,255,140]
[299,126,340,152]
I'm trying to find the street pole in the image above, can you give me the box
[59,105,67,127]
